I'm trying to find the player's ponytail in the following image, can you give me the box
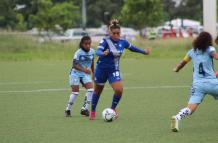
[109,19,120,31]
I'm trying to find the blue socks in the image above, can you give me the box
[111,94,122,109]
[91,93,100,112]
[91,94,122,112]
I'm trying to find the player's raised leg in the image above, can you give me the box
[171,104,198,132]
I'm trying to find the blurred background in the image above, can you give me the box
[0,0,217,60]
[0,0,214,41]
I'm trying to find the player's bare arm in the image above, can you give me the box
[73,60,92,74]
[211,52,218,60]
[173,55,191,72]
[173,60,188,72]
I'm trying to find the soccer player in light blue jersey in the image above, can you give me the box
[171,32,218,132]
[65,36,95,117]
[89,19,151,120]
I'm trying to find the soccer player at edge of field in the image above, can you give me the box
[89,19,151,120]
[171,31,218,132]
[65,35,95,117]
[215,36,218,77]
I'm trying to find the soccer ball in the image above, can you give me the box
[102,108,116,122]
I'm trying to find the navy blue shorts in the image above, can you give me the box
[94,67,121,85]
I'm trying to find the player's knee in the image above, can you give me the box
[114,88,123,96]
[94,87,104,95]
[69,102,73,105]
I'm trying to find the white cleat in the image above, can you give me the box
[171,116,179,132]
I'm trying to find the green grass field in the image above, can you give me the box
[1,59,218,143]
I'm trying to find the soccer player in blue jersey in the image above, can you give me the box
[171,32,218,132]
[89,19,151,120]
[65,36,95,117]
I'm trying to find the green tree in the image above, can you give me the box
[73,0,124,27]
[163,0,176,21]
[15,13,26,31]
[163,0,202,22]
[0,0,18,30]
[173,0,202,22]
[120,0,163,29]
[16,0,39,29]
[30,0,80,32]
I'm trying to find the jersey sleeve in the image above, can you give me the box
[207,46,216,56]
[183,50,192,62]
[73,50,80,60]
[123,40,131,49]
[97,39,107,50]
[96,39,107,56]
[124,40,145,54]
[91,49,95,57]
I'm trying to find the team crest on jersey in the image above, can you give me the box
[100,39,104,44]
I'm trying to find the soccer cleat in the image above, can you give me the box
[89,111,96,120]
[65,110,72,117]
[171,116,179,132]
[112,109,119,119]
[80,108,90,117]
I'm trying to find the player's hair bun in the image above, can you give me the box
[110,19,119,26]
[109,19,120,30]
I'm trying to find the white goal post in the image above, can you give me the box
[203,0,217,38]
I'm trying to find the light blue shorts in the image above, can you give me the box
[69,73,92,86]
[188,79,218,104]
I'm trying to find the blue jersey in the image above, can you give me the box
[186,46,216,82]
[96,36,145,71]
[70,48,95,76]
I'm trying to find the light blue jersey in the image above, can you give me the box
[71,48,95,76]
[69,48,94,86]
[187,46,216,82]
[186,46,218,104]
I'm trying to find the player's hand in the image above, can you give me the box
[215,71,218,78]
[84,68,92,74]
[173,67,179,72]
[103,49,109,56]
[145,48,151,55]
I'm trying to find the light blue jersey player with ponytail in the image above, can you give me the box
[65,36,95,117]
[171,32,218,132]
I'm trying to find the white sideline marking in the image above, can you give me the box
[0,85,190,94]
[0,81,54,85]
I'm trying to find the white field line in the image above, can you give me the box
[0,81,54,85]
[0,85,190,94]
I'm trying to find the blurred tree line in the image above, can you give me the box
[0,0,209,31]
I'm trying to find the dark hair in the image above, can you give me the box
[109,19,120,31]
[193,31,213,52]
[215,35,218,45]
[79,35,91,49]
